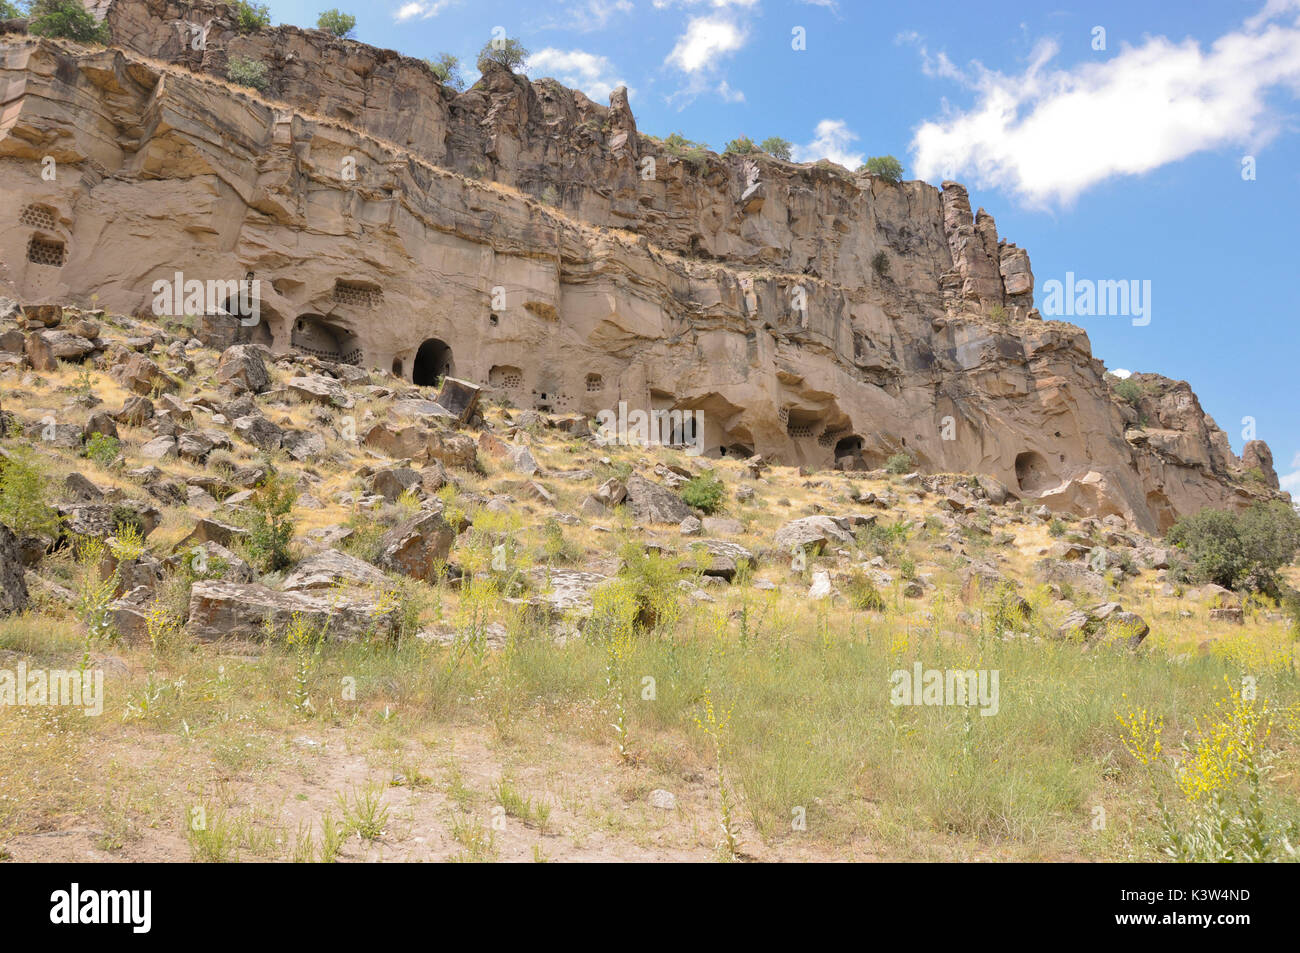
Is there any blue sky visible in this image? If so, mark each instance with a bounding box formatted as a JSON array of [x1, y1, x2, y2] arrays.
[[268, 0, 1300, 489]]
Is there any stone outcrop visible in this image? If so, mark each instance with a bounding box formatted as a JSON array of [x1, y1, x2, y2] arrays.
[[0, 7, 1285, 532], [187, 579, 397, 641], [0, 522, 29, 615]]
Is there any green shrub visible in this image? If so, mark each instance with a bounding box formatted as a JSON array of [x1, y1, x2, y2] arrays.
[[845, 570, 885, 611], [426, 52, 464, 90], [1048, 518, 1066, 538], [0, 0, 25, 19], [724, 136, 756, 155], [81, 432, 121, 469], [681, 474, 725, 514], [859, 155, 904, 183], [884, 452, 914, 475], [871, 250, 889, 277], [476, 36, 529, 73], [227, 56, 269, 92], [243, 468, 297, 572], [315, 8, 355, 37], [28, 0, 109, 42], [759, 136, 792, 161], [614, 543, 687, 632], [233, 1, 271, 33], [1112, 378, 1142, 406], [0, 449, 60, 537], [1165, 500, 1300, 593], [661, 132, 709, 168]]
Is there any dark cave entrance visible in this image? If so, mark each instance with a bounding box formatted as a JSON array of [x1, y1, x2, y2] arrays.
[[413, 338, 453, 386]]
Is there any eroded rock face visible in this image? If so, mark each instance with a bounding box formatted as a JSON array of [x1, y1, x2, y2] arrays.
[[0, 523, 29, 616], [187, 580, 397, 641], [0, 13, 1284, 531]]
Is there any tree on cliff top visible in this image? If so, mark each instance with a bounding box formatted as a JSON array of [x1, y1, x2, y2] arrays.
[[476, 35, 529, 74], [859, 155, 904, 183], [425, 52, 464, 91], [27, 0, 109, 41], [316, 8, 355, 38], [759, 137, 793, 161], [232, 1, 271, 33], [0, 0, 25, 21]]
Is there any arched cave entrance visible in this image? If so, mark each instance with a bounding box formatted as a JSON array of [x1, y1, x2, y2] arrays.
[[219, 291, 274, 347], [1014, 450, 1054, 492], [834, 435, 863, 458], [413, 338, 454, 386], [291, 314, 361, 364]]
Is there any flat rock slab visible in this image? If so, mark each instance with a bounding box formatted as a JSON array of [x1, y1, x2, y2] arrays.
[[188, 580, 397, 641]]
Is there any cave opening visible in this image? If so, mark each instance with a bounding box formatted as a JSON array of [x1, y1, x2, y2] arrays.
[[413, 338, 453, 386]]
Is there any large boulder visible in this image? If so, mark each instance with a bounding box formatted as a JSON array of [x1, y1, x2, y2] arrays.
[[0, 523, 29, 616], [1055, 602, 1149, 648], [684, 539, 755, 581], [19, 303, 62, 329], [288, 375, 352, 409], [216, 345, 270, 394], [377, 511, 456, 581], [435, 377, 481, 423], [187, 581, 398, 641], [282, 549, 389, 592], [371, 467, 421, 503], [25, 330, 96, 370], [111, 353, 176, 395], [625, 474, 693, 524], [774, 515, 853, 554], [233, 414, 284, 451]]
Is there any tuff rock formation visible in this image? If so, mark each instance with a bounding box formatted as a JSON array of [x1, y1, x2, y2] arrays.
[[0, 1, 1286, 532]]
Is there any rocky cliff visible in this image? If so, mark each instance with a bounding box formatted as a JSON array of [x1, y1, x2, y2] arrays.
[[0, 2, 1283, 532]]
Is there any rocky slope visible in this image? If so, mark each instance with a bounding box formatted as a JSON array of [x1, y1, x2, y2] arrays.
[[0, 5, 1285, 532]]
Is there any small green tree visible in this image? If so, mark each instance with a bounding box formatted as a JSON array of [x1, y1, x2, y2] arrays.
[[227, 56, 269, 92], [1166, 500, 1300, 593], [476, 35, 529, 73], [0, 0, 25, 20], [759, 136, 792, 161], [661, 132, 709, 168], [860, 155, 904, 183], [1112, 377, 1142, 406], [0, 449, 60, 537], [233, 0, 272, 33], [245, 469, 297, 572], [28, 0, 109, 42], [426, 52, 464, 90], [724, 135, 756, 155], [885, 452, 915, 475], [681, 474, 726, 514], [316, 8, 355, 38]]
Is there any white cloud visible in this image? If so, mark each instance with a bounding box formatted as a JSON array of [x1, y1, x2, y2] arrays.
[[1109, 368, 1132, 379], [910, 2, 1300, 206], [653, 0, 760, 8], [568, 0, 634, 31], [665, 15, 748, 73], [792, 119, 864, 169], [526, 48, 630, 102], [394, 0, 456, 22], [716, 80, 745, 102], [1279, 452, 1300, 494]]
